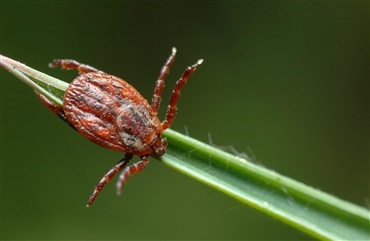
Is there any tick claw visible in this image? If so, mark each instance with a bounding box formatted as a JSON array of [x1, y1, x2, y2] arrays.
[[116, 183, 122, 196]]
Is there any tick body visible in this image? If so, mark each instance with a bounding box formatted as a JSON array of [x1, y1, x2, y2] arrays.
[[37, 48, 203, 206]]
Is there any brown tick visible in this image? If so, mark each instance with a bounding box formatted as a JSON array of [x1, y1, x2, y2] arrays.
[[36, 48, 203, 206]]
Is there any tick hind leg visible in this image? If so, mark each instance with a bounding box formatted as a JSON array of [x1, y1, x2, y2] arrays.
[[49, 59, 101, 74], [34, 91, 77, 130], [87, 154, 133, 207]]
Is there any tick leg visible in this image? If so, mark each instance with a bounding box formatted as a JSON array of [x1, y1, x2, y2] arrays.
[[116, 155, 149, 195], [49, 59, 101, 74], [161, 59, 203, 130], [87, 153, 133, 207], [151, 47, 177, 112], [35, 91, 68, 123]]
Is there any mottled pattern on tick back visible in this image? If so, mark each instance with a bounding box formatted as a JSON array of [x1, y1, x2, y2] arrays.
[[63, 72, 162, 155]]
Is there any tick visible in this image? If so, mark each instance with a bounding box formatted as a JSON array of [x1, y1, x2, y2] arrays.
[[36, 48, 203, 206]]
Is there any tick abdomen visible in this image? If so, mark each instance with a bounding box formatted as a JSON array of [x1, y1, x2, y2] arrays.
[[64, 72, 158, 153]]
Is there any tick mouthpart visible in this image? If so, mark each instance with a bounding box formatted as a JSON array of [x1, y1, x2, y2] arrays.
[[150, 136, 168, 158]]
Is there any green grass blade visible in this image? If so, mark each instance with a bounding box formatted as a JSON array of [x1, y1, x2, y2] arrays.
[[1, 55, 369, 240], [0, 55, 68, 106], [161, 129, 370, 240]]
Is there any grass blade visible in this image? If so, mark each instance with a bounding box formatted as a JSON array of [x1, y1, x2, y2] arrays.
[[161, 130, 370, 240], [0, 55, 67, 106], [1, 55, 369, 240]]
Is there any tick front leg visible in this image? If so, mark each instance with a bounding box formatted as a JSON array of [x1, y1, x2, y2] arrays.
[[116, 155, 149, 195], [161, 58, 203, 130], [87, 154, 133, 207], [49, 59, 101, 74], [151, 47, 177, 112]]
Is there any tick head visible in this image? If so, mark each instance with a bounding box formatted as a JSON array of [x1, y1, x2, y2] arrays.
[[150, 135, 168, 158]]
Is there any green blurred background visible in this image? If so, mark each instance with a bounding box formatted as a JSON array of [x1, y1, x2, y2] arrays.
[[1, 1, 368, 240]]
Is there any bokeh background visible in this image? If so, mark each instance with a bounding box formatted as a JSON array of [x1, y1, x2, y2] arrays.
[[1, 1, 368, 240]]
